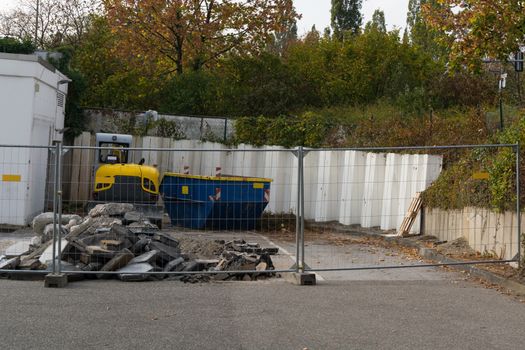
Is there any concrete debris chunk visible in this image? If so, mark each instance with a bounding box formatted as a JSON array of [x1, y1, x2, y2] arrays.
[[131, 237, 151, 255], [149, 241, 181, 262], [128, 250, 158, 265], [5, 241, 31, 258], [32, 213, 81, 236], [7, 208, 278, 283], [163, 257, 185, 272], [39, 239, 68, 264], [117, 263, 155, 281], [101, 239, 124, 251], [0, 257, 20, 270], [99, 248, 134, 276], [152, 232, 179, 247], [18, 259, 42, 270], [123, 211, 145, 224], [88, 203, 135, 218]]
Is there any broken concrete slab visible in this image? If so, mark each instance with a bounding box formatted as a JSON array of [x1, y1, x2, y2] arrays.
[[130, 237, 151, 255], [100, 239, 124, 251], [128, 250, 158, 265], [5, 241, 31, 258], [68, 217, 123, 239], [149, 241, 181, 262], [18, 259, 42, 270], [123, 211, 145, 224], [117, 263, 155, 281], [38, 239, 68, 264], [163, 257, 185, 272], [100, 248, 134, 273], [152, 232, 179, 247], [182, 261, 201, 272], [0, 257, 20, 270], [89, 203, 134, 218]]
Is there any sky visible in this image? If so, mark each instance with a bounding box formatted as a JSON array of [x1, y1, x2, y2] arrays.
[[1, 0, 410, 34], [295, 0, 409, 35]]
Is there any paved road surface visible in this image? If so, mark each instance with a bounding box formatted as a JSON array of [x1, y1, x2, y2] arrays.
[[1, 230, 525, 349]]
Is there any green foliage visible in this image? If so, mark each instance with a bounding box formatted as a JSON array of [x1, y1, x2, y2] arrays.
[[365, 9, 386, 33], [0, 37, 35, 54], [159, 70, 221, 115], [424, 114, 525, 211], [72, 15, 160, 110], [331, 0, 363, 37], [235, 112, 333, 148], [154, 119, 185, 139]]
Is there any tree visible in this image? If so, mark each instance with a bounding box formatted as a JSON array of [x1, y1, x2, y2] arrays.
[[365, 9, 386, 33], [103, 0, 298, 75], [406, 0, 446, 59], [72, 15, 161, 110], [423, 0, 525, 69], [0, 36, 35, 54], [268, 16, 298, 57], [331, 0, 363, 38], [0, 0, 100, 49]]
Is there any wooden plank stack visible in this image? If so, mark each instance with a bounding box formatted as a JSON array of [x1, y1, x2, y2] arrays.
[[397, 192, 422, 237]]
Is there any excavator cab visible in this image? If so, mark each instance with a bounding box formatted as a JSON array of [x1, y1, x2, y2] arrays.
[[91, 133, 163, 226]]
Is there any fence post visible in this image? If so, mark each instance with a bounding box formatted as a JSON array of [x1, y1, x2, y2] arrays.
[[44, 140, 68, 287], [57, 141, 63, 274], [516, 143, 521, 267], [300, 147, 305, 273], [51, 141, 60, 274], [295, 146, 304, 273]]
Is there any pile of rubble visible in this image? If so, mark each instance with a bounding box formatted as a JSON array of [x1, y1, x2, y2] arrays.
[[0, 203, 278, 283]]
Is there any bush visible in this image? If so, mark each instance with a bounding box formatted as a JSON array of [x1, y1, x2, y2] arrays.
[[0, 37, 35, 54]]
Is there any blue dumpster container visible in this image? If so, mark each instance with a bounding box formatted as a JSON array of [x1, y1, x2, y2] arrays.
[[160, 173, 272, 230]]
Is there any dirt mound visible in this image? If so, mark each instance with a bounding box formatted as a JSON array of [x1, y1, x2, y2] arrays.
[[177, 237, 224, 259]]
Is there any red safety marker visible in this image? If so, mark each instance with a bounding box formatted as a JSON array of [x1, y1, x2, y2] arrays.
[[264, 189, 270, 202]]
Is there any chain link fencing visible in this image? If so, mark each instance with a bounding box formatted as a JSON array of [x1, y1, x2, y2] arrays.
[[0, 142, 521, 280]]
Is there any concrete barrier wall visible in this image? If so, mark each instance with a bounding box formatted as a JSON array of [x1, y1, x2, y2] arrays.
[[66, 133, 443, 232], [424, 207, 521, 261]]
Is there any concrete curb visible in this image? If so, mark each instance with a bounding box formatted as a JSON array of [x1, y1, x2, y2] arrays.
[[415, 246, 525, 296], [307, 222, 525, 296]]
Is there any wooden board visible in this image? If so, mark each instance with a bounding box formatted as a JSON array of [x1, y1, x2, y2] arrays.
[[397, 192, 422, 237]]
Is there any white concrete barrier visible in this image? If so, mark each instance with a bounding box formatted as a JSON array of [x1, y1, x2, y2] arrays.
[[152, 141, 442, 233], [424, 207, 521, 261]]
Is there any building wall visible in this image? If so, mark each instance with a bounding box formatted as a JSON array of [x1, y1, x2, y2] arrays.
[[0, 53, 68, 226]]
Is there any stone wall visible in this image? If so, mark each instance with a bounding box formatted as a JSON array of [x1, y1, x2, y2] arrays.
[[82, 108, 235, 142]]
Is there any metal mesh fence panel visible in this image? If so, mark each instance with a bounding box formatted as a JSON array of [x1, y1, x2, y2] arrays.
[[300, 145, 521, 275], [1, 142, 521, 281], [57, 145, 299, 280], [0, 144, 56, 273]]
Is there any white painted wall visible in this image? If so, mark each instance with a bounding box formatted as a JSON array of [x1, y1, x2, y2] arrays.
[[129, 139, 443, 232], [0, 53, 69, 226]]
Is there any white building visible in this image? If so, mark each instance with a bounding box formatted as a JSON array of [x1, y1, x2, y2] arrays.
[[0, 52, 70, 226]]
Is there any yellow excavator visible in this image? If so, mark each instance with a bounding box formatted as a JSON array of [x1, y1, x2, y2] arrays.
[[91, 133, 163, 226]]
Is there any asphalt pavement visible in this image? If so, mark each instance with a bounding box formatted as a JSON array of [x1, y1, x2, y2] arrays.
[[2, 230, 525, 349]]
